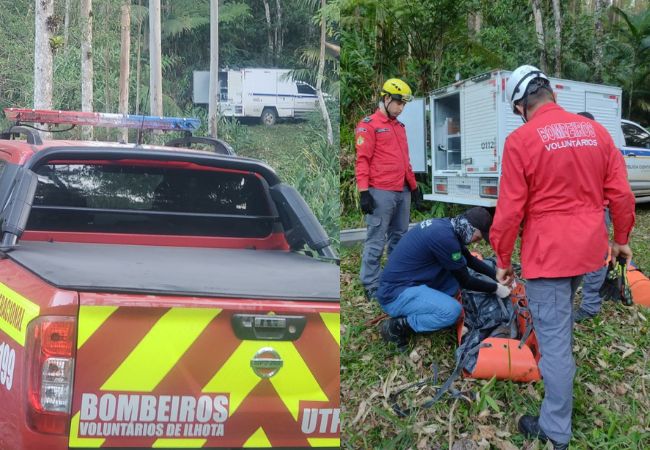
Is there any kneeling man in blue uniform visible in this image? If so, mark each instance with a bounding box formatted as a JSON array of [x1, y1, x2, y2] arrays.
[[376, 207, 511, 351]]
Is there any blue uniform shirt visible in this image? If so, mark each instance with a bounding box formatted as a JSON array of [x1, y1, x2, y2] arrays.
[[376, 218, 467, 305]]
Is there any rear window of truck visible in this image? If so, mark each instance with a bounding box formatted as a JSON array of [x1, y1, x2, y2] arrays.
[[26, 163, 277, 237]]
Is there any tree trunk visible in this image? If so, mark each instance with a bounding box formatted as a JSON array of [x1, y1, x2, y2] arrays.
[[552, 0, 561, 77], [316, 0, 332, 146], [530, 0, 548, 73], [63, 0, 70, 55], [135, 0, 143, 115], [468, 3, 482, 37], [208, 0, 219, 138], [569, 0, 579, 16], [34, 0, 54, 109], [81, 0, 94, 140], [262, 0, 273, 65], [104, 2, 111, 114], [149, 0, 163, 122], [274, 0, 283, 64], [593, 0, 605, 83], [119, 2, 131, 143]]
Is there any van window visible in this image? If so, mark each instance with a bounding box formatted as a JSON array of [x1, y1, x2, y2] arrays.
[[27, 163, 277, 237], [297, 83, 316, 95], [622, 123, 650, 149]]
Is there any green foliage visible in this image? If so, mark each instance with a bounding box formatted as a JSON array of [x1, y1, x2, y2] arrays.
[[0, 0, 328, 120], [290, 0, 340, 96], [49, 35, 65, 51], [0, 1, 36, 115], [608, 7, 650, 121], [160, 0, 252, 38], [340, 0, 650, 219]]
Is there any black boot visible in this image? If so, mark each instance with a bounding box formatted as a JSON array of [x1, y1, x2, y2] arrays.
[[518, 415, 569, 450], [380, 317, 413, 352], [574, 307, 596, 323]]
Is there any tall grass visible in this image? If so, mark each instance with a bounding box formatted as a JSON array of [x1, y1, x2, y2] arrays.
[[284, 118, 340, 249]]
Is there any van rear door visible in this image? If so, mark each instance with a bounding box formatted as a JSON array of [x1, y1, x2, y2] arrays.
[[294, 82, 319, 116]]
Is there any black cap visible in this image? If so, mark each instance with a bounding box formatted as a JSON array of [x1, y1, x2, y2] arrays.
[[577, 111, 595, 120], [462, 207, 493, 243]]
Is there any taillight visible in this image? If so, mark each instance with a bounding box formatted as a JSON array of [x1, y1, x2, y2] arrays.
[[434, 177, 448, 194], [25, 316, 76, 434], [479, 178, 498, 198]]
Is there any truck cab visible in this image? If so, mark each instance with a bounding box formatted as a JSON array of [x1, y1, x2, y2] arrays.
[[0, 109, 340, 450]]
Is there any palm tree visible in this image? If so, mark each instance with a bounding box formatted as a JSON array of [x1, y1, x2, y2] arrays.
[[293, 0, 339, 144], [316, 0, 333, 145], [612, 6, 650, 119]]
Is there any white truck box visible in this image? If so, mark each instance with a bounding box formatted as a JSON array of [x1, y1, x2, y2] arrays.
[[193, 68, 319, 125], [401, 70, 650, 206]]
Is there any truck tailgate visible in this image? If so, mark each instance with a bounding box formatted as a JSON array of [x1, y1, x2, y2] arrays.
[[69, 295, 340, 448]]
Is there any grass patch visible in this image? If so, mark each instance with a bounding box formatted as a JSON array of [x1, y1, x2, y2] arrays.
[[237, 121, 314, 178], [341, 206, 650, 449]]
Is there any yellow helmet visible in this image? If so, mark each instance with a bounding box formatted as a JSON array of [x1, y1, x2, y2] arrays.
[[380, 78, 413, 102]]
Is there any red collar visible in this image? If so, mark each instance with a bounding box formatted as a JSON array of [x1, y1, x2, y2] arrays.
[[528, 102, 562, 121], [374, 108, 396, 123]]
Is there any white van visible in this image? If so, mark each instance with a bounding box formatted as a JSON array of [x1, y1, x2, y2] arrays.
[[193, 68, 319, 125], [401, 70, 650, 205], [621, 119, 650, 198]]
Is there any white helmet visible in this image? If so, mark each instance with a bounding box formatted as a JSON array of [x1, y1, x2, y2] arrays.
[[505, 65, 550, 113]]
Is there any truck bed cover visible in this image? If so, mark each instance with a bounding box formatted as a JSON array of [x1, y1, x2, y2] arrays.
[[8, 241, 339, 301]]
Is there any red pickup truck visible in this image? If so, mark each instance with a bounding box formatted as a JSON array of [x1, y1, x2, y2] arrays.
[[0, 110, 340, 450]]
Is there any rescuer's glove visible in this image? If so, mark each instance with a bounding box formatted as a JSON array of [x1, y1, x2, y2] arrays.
[[600, 257, 633, 306], [495, 283, 512, 299], [411, 187, 427, 211], [360, 190, 375, 215]]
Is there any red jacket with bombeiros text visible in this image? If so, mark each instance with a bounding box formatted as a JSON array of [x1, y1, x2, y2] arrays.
[[355, 109, 417, 192], [490, 103, 635, 279]]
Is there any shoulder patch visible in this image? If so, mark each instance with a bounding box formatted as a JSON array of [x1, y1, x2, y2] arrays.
[[451, 251, 462, 261], [362, 117, 372, 123], [356, 136, 365, 146], [376, 128, 390, 133]]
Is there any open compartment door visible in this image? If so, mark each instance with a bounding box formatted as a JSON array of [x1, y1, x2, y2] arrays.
[[399, 98, 427, 173]]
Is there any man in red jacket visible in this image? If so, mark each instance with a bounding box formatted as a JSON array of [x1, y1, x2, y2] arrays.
[[355, 78, 422, 301], [490, 65, 635, 449]]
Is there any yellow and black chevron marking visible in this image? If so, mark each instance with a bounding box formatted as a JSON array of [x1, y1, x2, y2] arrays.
[[70, 306, 340, 448]]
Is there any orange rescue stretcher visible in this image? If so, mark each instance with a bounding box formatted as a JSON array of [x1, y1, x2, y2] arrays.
[[455, 260, 650, 384], [455, 282, 541, 382], [628, 265, 650, 307]]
